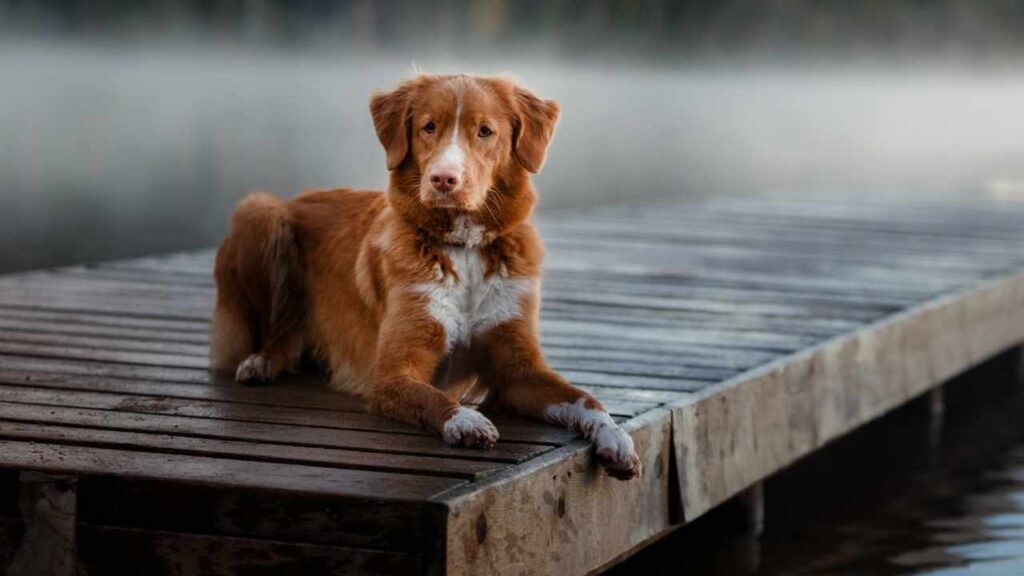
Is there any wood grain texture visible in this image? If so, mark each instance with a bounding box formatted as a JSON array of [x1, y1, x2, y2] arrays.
[[77, 524, 421, 576], [5, 197, 1024, 574], [433, 409, 672, 576], [672, 272, 1024, 521]]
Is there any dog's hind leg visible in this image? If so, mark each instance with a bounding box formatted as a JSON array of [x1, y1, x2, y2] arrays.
[[210, 293, 256, 373], [212, 192, 307, 384]]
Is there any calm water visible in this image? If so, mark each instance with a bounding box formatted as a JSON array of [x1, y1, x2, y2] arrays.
[[4, 40, 1024, 273], [610, 353, 1024, 575]]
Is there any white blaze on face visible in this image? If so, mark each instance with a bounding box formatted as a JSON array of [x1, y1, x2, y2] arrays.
[[433, 99, 465, 182]]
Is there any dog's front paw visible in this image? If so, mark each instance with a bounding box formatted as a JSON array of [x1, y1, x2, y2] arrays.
[[595, 425, 643, 480], [235, 354, 277, 385], [443, 407, 499, 449]]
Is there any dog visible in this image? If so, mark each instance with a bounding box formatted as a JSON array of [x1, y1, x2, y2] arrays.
[[210, 74, 641, 480]]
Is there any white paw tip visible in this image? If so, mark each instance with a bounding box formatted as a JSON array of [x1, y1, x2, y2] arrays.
[[235, 354, 273, 384], [443, 407, 499, 449], [595, 425, 643, 480]]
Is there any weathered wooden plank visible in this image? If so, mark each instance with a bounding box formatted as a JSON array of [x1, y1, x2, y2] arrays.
[[671, 271, 1024, 522], [559, 370, 706, 392], [0, 305, 207, 333], [0, 385, 576, 445], [74, 257, 951, 311], [0, 296, 816, 369], [75, 475, 437, 551], [0, 317, 207, 345], [0, 421, 503, 480], [551, 266, 940, 303], [0, 341, 707, 393], [77, 524, 421, 576], [541, 216, 1024, 260], [0, 340, 210, 368], [0, 440, 464, 500], [0, 278, 892, 331], [3, 277, 871, 341], [542, 303, 858, 338], [6, 259, 950, 317], [433, 409, 672, 576], [545, 246, 979, 292], [0, 367, 652, 422], [702, 197, 1024, 229], [0, 330, 732, 384], [55, 264, 215, 287], [0, 273, 215, 297], [0, 329, 209, 357], [0, 359, 365, 409], [2, 264, 913, 317], [0, 295, 208, 321], [544, 276, 915, 311], [9, 267, 924, 311], [541, 335, 778, 369], [545, 235, 1003, 275], [623, 199, 1024, 236], [0, 403, 550, 463], [0, 313, 781, 375], [546, 210, 1024, 250]]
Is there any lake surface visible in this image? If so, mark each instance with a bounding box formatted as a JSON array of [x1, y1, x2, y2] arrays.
[[3, 40, 1024, 272]]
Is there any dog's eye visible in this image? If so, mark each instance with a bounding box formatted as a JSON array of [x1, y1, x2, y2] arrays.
[[478, 125, 493, 138], [423, 121, 436, 134]]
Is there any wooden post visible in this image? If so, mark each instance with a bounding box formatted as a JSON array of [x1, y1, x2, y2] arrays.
[[735, 482, 764, 538], [926, 386, 945, 466], [6, 472, 76, 576]]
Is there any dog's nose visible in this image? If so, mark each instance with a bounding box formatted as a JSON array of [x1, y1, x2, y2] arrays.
[[429, 170, 460, 193]]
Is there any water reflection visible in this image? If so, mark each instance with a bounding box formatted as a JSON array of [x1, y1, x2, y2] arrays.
[[609, 351, 1024, 575]]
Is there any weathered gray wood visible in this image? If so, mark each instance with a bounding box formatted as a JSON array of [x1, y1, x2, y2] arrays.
[[77, 524, 421, 576], [433, 409, 672, 576], [672, 271, 1024, 521], [0, 402, 550, 463], [0, 421, 504, 480], [542, 216, 1024, 260], [0, 385, 575, 445], [0, 305, 207, 333], [1, 440, 465, 500], [6, 196, 1024, 575], [75, 476, 438, 551]]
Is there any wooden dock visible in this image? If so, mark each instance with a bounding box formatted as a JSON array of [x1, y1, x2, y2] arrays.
[[2, 197, 1024, 575]]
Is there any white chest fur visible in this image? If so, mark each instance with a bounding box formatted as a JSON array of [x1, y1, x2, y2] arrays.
[[414, 246, 536, 351]]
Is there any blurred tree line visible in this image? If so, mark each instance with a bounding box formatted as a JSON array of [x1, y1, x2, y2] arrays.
[[3, 0, 1024, 61]]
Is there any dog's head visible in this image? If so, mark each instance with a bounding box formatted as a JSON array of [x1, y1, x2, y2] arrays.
[[370, 74, 559, 218]]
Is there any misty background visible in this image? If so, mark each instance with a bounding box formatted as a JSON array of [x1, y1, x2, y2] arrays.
[[3, 1, 1024, 272]]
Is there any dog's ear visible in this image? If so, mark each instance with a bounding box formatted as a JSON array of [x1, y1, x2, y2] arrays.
[[370, 82, 414, 171], [512, 86, 560, 174]]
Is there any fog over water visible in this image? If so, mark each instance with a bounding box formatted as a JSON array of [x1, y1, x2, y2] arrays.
[[3, 39, 1024, 272]]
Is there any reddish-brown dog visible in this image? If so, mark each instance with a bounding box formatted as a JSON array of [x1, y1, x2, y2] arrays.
[[211, 74, 641, 479]]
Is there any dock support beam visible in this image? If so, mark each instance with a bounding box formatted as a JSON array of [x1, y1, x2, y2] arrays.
[[6, 472, 77, 576], [735, 482, 764, 537], [926, 386, 945, 465]]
